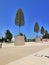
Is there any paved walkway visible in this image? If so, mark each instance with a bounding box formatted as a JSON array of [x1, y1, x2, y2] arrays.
[[6, 48, 49, 65]]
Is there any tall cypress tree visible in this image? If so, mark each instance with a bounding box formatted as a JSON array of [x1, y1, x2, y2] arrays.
[[41, 26, 45, 36], [34, 22, 39, 37], [15, 8, 25, 35]]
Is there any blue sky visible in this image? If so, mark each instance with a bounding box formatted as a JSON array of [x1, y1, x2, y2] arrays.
[[0, 0, 49, 38]]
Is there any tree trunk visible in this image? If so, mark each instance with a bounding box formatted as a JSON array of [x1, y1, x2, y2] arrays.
[[36, 32, 38, 38], [19, 26, 20, 35]]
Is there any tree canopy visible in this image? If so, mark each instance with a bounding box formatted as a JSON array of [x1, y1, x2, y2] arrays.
[[15, 8, 25, 34], [5, 30, 13, 42], [41, 26, 45, 35], [45, 30, 48, 35], [34, 22, 39, 38], [34, 22, 39, 33], [15, 8, 24, 26]]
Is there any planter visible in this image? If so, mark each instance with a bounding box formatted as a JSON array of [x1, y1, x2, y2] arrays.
[[35, 38, 41, 42], [14, 36, 25, 46]]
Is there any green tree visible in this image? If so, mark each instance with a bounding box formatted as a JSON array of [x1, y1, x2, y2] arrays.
[[43, 30, 48, 39], [43, 34, 49, 39], [5, 30, 13, 42], [15, 8, 25, 35], [45, 30, 48, 35], [34, 22, 39, 37], [41, 26, 45, 37], [19, 33, 23, 36], [24, 35, 27, 42]]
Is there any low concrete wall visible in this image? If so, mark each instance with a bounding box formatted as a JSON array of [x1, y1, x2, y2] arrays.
[[14, 36, 25, 46], [42, 39, 49, 42], [35, 38, 49, 42]]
